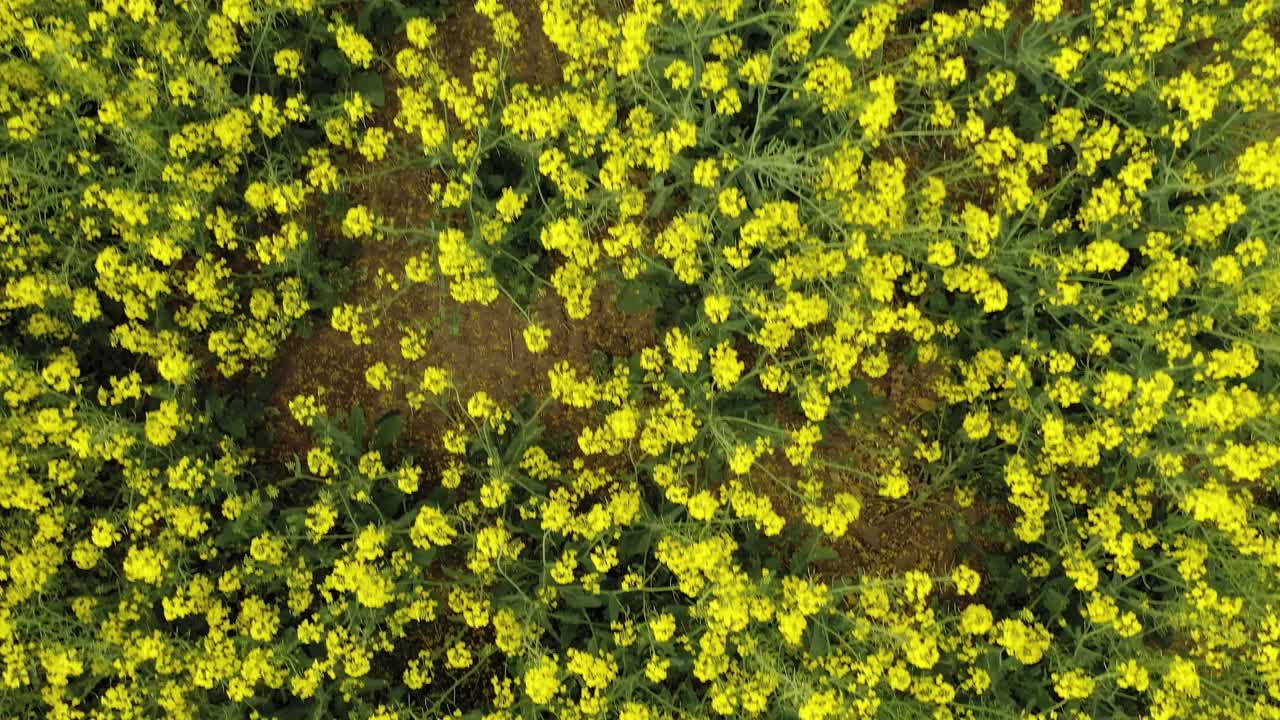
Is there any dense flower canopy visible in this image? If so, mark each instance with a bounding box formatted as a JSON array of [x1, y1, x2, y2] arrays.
[[2, 0, 1280, 719]]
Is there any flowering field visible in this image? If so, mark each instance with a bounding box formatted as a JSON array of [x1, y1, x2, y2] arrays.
[[3, 0, 1280, 717]]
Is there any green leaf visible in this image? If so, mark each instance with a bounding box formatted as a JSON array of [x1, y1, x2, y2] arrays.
[[557, 618, 582, 646], [616, 279, 661, 313], [214, 524, 242, 548], [808, 622, 830, 657], [789, 532, 838, 573], [219, 410, 247, 439], [206, 395, 227, 417], [353, 72, 386, 106], [810, 545, 839, 563], [281, 508, 308, 535], [273, 701, 312, 720], [619, 527, 652, 559], [411, 548, 440, 567], [317, 48, 346, 75], [349, 406, 367, 444], [703, 451, 725, 487], [331, 428, 358, 459], [562, 587, 605, 609], [1041, 586, 1070, 616], [371, 411, 404, 451]]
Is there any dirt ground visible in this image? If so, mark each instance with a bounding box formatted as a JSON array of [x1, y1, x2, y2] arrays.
[[266, 237, 654, 470], [436, 0, 563, 87], [736, 359, 978, 580], [266, 0, 659, 470]]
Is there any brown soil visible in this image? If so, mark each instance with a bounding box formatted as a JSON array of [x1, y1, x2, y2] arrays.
[[742, 449, 969, 581], [437, 0, 563, 87], [817, 491, 973, 578], [266, 231, 655, 470], [829, 358, 974, 578], [733, 357, 972, 580], [264, 0, 639, 471]]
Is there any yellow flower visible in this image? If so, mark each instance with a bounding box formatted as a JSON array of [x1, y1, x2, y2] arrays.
[[332, 21, 375, 67], [1236, 137, 1280, 190], [206, 14, 240, 64], [994, 618, 1052, 664], [858, 74, 897, 141], [693, 158, 721, 188], [1084, 238, 1129, 272], [411, 505, 457, 549], [717, 187, 747, 218], [1033, 0, 1062, 20], [342, 205, 376, 238], [1167, 657, 1201, 698], [665, 59, 693, 90], [523, 323, 551, 353], [804, 57, 852, 113], [963, 406, 992, 439], [644, 655, 670, 682], [406, 17, 437, 48], [709, 341, 744, 390], [496, 187, 528, 222], [962, 206, 999, 261], [359, 127, 390, 161], [123, 545, 166, 585], [848, 3, 896, 59], [704, 294, 731, 323], [687, 491, 720, 520], [273, 48, 304, 78], [364, 361, 392, 391], [866, 458, 906, 496], [664, 327, 702, 374], [144, 400, 185, 446], [1052, 669, 1096, 701], [951, 565, 981, 595], [739, 52, 771, 85], [1116, 659, 1150, 692], [446, 641, 473, 669], [960, 604, 993, 635], [649, 613, 676, 642], [90, 519, 119, 549], [798, 690, 839, 720], [524, 657, 561, 704]]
